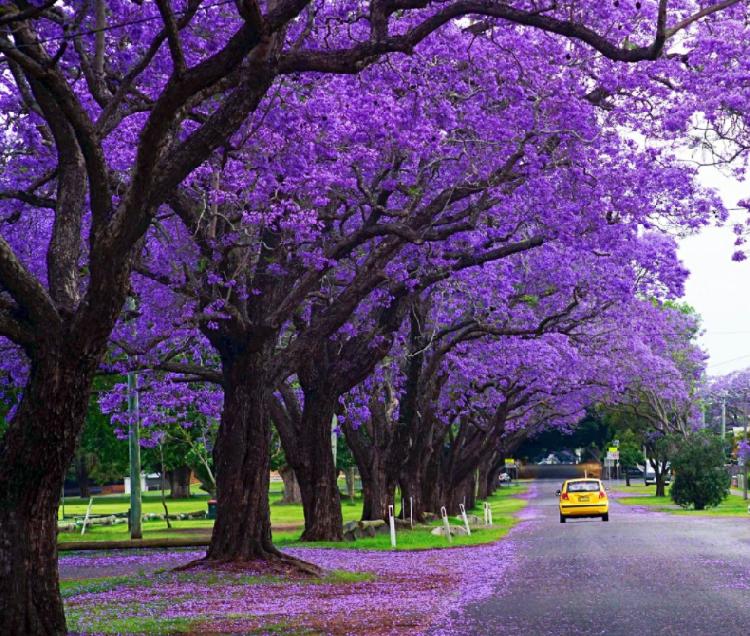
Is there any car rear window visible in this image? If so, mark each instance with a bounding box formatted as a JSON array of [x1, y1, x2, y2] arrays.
[[566, 481, 600, 492]]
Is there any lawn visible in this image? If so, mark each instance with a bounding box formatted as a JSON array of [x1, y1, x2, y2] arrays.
[[58, 483, 528, 549], [275, 483, 529, 551], [612, 484, 750, 516], [58, 492, 365, 544], [59, 486, 528, 634]]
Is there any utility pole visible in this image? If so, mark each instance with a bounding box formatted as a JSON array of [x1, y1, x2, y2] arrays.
[[721, 398, 727, 456], [127, 298, 142, 540], [331, 414, 338, 469], [744, 411, 748, 501]]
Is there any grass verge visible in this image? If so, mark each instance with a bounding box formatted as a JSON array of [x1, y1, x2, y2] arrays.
[[613, 484, 750, 516]]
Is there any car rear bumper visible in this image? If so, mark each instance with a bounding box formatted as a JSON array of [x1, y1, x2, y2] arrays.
[[560, 504, 608, 517]]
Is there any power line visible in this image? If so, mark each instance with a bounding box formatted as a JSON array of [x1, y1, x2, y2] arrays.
[[707, 353, 750, 369]]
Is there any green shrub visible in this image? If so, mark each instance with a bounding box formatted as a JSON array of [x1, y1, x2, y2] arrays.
[[670, 431, 730, 511]]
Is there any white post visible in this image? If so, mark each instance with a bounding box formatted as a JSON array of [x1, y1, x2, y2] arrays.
[[440, 506, 452, 544], [81, 497, 94, 536], [459, 503, 471, 536], [484, 502, 493, 526], [388, 504, 397, 549], [409, 497, 413, 529]]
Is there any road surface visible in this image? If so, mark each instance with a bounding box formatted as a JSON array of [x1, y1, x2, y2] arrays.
[[457, 480, 750, 635]]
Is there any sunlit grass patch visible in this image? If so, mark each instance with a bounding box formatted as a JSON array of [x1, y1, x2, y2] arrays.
[[614, 488, 749, 516], [274, 484, 529, 550]]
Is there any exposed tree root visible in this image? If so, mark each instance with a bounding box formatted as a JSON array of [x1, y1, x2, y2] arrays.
[[173, 549, 322, 577]]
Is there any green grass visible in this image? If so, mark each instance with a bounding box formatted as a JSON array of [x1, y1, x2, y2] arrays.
[[275, 484, 529, 551], [59, 491, 211, 518], [67, 612, 199, 634], [58, 491, 364, 543], [613, 484, 750, 516], [58, 484, 527, 546]]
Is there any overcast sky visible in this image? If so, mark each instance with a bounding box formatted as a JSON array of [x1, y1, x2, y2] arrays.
[[679, 166, 750, 377]]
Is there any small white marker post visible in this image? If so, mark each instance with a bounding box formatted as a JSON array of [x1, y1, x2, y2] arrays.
[[388, 504, 397, 549], [484, 502, 493, 526], [80, 497, 94, 536], [440, 506, 452, 544], [409, 497, 413, 529], [459, 503, 472, 536]]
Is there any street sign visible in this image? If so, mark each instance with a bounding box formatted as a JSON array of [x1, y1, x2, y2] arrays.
[[606, 450, 619, 461], [608, 446, 618, 454], [611, 440, 620, 448], [505, 458, 516, 467]]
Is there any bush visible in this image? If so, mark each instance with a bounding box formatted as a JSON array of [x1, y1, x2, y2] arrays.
[[670, 431, 730, 511]]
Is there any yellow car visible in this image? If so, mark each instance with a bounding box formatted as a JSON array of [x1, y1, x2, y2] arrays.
[[557, 478, 609, 523]]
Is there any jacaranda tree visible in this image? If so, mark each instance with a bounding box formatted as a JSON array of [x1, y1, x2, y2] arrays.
[[0, 1, 742, 633]]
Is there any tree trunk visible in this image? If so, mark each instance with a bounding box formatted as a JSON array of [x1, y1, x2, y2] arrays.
[[344, 425, 396, 522], [401, 456, 431, 520], [477, 457, 493, 501], [360, 466, 395, 521], [168, 465, 192, 499], [0, 355, 97, 635], [75, 453, 90, 499], [278, 465, 302, 505], [206, 351, 277, 561], [293, 393, 343, 541], [345, 467, 356, 503], [655, 472, 666, 497]]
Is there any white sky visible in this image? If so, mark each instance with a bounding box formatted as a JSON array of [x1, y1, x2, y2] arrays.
[[679, 166, 750, 377]]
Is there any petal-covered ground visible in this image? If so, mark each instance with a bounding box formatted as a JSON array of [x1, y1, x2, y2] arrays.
[[61, 487, 535, 635]]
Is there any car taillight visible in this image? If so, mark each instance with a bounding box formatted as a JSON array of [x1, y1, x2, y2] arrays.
[[599, 491, 606, 500], [561, 492, 569, 500]]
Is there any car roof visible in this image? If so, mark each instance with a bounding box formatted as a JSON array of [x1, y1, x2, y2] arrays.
[[564, 478, 601, 483]]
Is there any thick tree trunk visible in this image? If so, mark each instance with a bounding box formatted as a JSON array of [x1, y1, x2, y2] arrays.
[[0, 355, 97, 636], [443, 473, 476, 515], [655, 473, 666, 498], [361, 465, 396, 521], [401, 456, 431, 521], [75, 453, 90, 499], [344, 467, 356, 503], [293, 393, 343, 541], [278, 465, 302, 505], [168, 465, 192, 499], [344, 424, 396, 522], [477, 457, 493, 501], [206, 352, 277, 561]]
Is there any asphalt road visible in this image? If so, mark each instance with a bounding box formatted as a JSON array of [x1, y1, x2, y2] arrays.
[[459, 480, 750, 635]]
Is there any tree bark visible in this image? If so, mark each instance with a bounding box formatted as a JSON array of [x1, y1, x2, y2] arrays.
[[278, 465, 302, 505], [344, 467, 356, 503], [206, 351, 277, 561], [292, 392, 343, 541], [75, 453, 90, 499], [360, 463, 396, 521], [168, 465, 192, 499], [0, 354, 97, 636], [477, 456, 493, 501], [344, 422, 396, 522]]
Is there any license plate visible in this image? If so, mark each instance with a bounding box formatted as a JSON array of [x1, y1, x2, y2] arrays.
[[579, 496, 589, 502]]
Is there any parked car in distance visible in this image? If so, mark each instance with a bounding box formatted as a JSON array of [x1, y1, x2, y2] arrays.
[[639, 461, 671, 486], [556, 478, 609, 523]]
